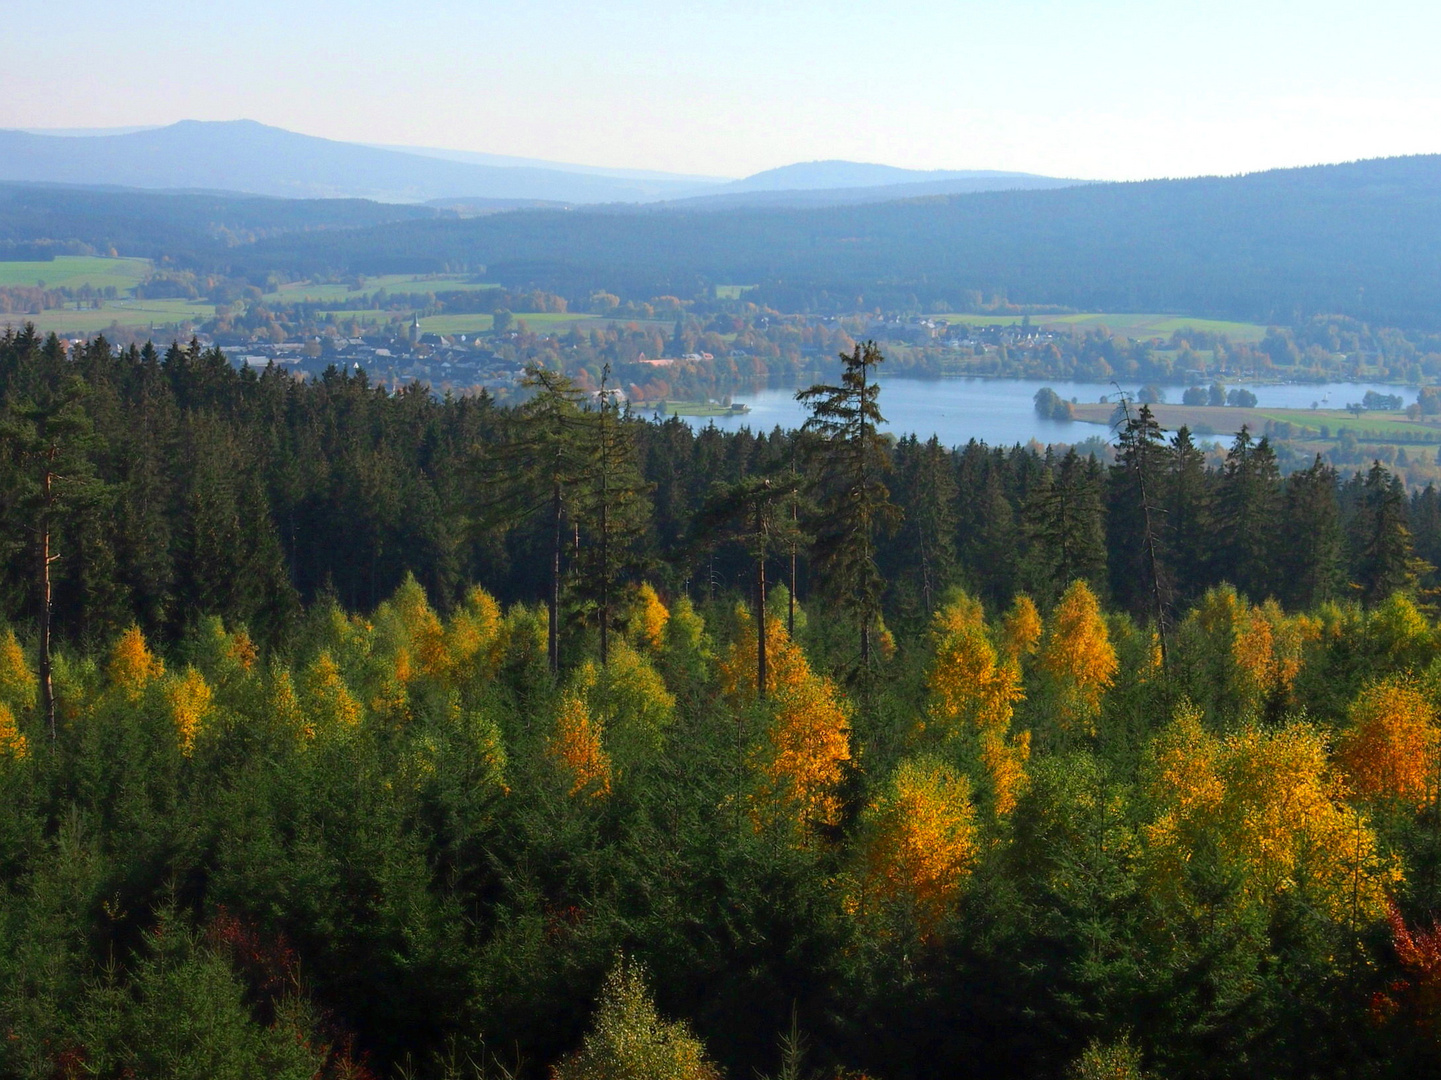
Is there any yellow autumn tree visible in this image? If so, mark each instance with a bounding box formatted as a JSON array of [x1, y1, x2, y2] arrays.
[[267, 665, 312, 741], [856, 756, 979, 933], [443, 585, 504, 686], [1142, 703, 1399, 925], [1037, 580, 1117, 735], [301, 650, 362, 730], [552, 959, 720, 1080], [548, 687, 612, 798], [720, 609, 851, 832], [166, 666, 214, 757], [1000, 594, 1042, 660], [374, 574, 446, 684], [0, 703, 29, 760], [0, 628, 36, 712], [1336, 679, 1439, 808], [632, 583, 670, 652], [924, 593, 1029, 814], [107, 626, 164, 702]]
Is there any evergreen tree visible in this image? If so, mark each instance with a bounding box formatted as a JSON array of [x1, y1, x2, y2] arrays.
[[889, 435, 959, 617], [1351, 461, 1423, 605], [1279, 455, 1344, 610], [1215, 427, 1282, 601], [1024, 447, 1106, 604], [797, 341, 901, 664], [478, 365, 590, 671], [0, 367, 100, 734], [574, 365, 651, 666], [1107, 403, 1170, 646], [1164, 426, 1215, 606]]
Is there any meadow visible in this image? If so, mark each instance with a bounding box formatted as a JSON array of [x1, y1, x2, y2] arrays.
[[262, 275, 501, 304], [0, 298, 216, 336], [0, 255, 151, 291], [930, 311, 1272, 342]]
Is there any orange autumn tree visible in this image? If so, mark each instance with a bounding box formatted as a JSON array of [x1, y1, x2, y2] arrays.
[[107, 625, 164, 702], [548, 686, 612, 799], [1000, 594, 1042, 661], [1142, 703, 1399, 926], [1037, 580, 1117, 735], [719, 607, 851, 833], [855, 756, 979, 933], [1336, 678, 1439, 809], [924, 592, 1030, 815]]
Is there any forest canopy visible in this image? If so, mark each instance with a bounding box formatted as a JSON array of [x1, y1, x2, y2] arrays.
[[5, 328, 1441, 1078]]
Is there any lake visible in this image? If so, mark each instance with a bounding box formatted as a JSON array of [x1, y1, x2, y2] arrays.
[[652, 377, 1418, 448]]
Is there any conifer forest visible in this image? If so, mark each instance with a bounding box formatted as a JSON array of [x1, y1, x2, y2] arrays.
[[9, 325, 1441, 1080]]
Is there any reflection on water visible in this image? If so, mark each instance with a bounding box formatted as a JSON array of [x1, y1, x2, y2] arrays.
[[647, 377, 1417, 449]]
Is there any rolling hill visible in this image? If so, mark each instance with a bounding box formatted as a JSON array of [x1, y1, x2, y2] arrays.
[[217, 154, 1441, 329]]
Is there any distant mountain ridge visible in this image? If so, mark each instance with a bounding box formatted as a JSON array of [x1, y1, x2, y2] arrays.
[[727, 160, 1056, 191], [0, 121, 720, 204], [0, 120, 1076, 208]]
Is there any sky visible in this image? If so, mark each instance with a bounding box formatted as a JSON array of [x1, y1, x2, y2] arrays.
[[5, 0, 1441, 182]]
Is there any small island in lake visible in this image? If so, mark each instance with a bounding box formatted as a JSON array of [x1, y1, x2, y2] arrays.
[[650, 400, 751, 417]]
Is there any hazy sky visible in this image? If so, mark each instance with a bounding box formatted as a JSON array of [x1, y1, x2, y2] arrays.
[[5, 0, 1440, 181]]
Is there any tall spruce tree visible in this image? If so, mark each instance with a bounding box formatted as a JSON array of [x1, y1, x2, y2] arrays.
[[477, 365, 590, 672], [1107, 402, 1170, 651], [0, 373, 99, 735], [575, 365, 651, 666], [1351, 461, 1423, 605], [1216, 427, 1283, 601], [890, 434, 959, 617], [1279, 455, 1344, 610], [1164, 426, 1215, 606], [797, 341, 901, 664], [1025, 446, 1106, 604]]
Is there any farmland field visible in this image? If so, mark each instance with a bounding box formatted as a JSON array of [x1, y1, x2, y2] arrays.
[[929, 312, 1272, 342], [715, 284, 758, 300], [0, 255, 151, 291], [0, 299, 215, 336], [263, 276, 500, 304]]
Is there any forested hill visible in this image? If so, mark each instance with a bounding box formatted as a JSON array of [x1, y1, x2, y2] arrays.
[[224, 154, 1441, 328], [0, 182, 442, 261]]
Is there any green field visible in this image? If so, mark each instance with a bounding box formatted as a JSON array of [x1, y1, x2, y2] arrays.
[[0, 299, 216, 336], [929, 312, 1271, 343], [0, 255, 151, 291], [648, 400, 750, 417], [264, 276, 500, 304], [313, 310, 403, 326], [1068, 401, 1439, 441], [715, 284, 758, 300]]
